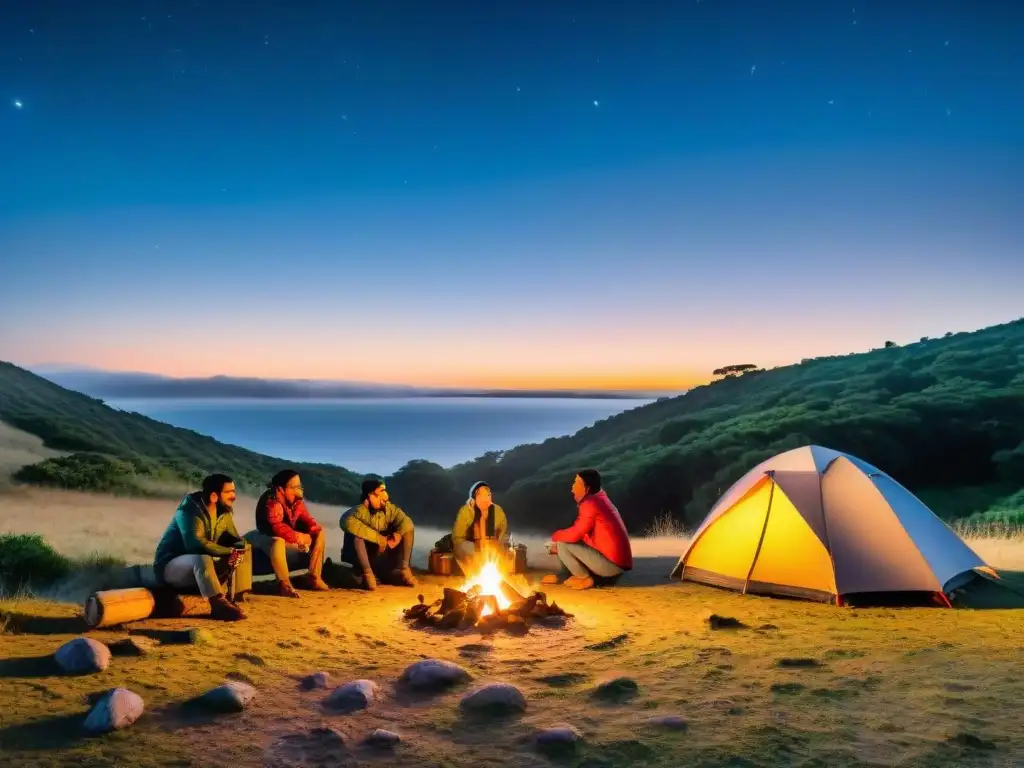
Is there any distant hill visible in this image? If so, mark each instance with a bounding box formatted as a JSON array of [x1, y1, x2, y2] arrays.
[[0, 362, 362, 504], [383, 319, 1024, 533], [32, 367, 668, 400]]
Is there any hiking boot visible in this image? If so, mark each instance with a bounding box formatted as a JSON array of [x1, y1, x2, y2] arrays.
[[210, 594, 246, 621], [276, 581, 301, 599], [302, 574, 331, 592], [569, 576, 595, 591], [362, 569, 378, 591], [540, 574, 561, 585], [232, 590, 250, 604], [393, 567, 417, 587]]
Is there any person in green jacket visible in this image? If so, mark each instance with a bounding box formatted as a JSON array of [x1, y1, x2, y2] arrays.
[[339, 478, 417, 590], [153, 473, 252, 621], [452, 481, 509, 572]]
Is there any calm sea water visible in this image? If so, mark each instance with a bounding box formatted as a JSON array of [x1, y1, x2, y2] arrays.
[[108, 397, 652, 475]]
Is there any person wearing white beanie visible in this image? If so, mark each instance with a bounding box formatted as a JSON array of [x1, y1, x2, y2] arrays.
[[452, 481, 510, 572]]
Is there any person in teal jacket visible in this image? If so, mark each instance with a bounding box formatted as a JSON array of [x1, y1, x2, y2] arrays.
[[452, 481, 509, 571], [153, 473, 251, 621], [339, 478, 416, 590]]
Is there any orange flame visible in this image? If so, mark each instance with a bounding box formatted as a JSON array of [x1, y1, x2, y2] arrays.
[[459, 551, 515, 617]]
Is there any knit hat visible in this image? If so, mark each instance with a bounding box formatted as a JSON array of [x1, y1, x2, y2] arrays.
[[361, 478, 385, 500], [468, 481, 490, 502]]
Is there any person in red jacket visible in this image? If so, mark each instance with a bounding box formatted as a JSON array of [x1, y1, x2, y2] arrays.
[[541, 468, 633, 590], [245, 469, 329, 597]]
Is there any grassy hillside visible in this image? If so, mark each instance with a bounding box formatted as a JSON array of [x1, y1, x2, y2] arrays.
[[386, 318, 1024, 533], [0, 362, 362, 505]]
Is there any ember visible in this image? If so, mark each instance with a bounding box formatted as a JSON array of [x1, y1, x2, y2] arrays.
[[403, 552, 572, 634]]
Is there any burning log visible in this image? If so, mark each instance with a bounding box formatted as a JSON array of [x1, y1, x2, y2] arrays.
[[403, 584, 573, 636]]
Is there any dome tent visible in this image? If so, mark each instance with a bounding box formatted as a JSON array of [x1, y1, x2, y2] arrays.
[[669, 445, 993, 606]]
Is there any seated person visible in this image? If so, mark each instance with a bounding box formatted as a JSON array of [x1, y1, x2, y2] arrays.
[[339, 478, 417, 590], [245, 468, 329, 598], [452, 481, 509, 572], [153, 473, 252, 621], [542, 468, 633, 590]]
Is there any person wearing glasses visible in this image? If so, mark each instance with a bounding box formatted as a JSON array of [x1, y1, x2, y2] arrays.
[[246, 469, 329, 597], [339, 478, 417, 590]]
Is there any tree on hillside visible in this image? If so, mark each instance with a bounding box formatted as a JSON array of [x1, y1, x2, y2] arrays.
[[712, 363, 759, 378], [884, 340, 897, 348], [385, 459, 464, 528]]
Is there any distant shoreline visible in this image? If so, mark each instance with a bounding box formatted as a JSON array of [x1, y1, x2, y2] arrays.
[[104, 392, 668, 402]]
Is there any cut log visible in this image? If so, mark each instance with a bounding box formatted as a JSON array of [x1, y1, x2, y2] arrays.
[[499, 580, 526, 604], [84, 588, 156, 629], [441, 588, 468, 613]]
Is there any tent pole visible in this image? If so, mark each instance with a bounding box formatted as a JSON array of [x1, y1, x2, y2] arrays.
[[743, 476, 775, 595]]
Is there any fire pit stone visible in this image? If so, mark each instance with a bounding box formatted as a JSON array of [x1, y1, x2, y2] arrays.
[[459, 682, 527, 715], [325, 679, 379, 711], [399, 659, 472, 691]]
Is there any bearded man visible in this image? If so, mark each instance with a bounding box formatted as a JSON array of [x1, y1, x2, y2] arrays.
[[154, 473, 251, 621]]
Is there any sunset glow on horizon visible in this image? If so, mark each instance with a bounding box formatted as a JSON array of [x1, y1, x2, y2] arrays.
[[1, 3, 1021, 389]]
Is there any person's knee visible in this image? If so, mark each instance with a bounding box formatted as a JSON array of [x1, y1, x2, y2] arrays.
[[269, 536, 286, 554]]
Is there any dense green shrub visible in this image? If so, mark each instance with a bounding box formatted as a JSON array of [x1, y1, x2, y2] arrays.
[[0, 533, 71, 591], [13, 452, 151, 495]]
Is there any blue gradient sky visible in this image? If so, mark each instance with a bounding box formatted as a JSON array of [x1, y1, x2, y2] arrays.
[[1, 1, 1021, 389]]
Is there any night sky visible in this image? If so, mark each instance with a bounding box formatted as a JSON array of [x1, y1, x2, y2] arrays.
[[1, 1, 1022, 390]]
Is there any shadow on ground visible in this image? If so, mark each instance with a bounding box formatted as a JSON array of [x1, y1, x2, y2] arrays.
[[0, 611, 88, 636], [0, 713, 86, 751], [0, 655, 60, 678]]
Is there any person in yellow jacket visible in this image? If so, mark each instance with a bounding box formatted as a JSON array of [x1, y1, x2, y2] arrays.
[[452, 481, 509, 572]]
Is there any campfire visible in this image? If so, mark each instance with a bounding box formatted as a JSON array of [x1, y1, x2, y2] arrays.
[[404, 552, 572, 634]]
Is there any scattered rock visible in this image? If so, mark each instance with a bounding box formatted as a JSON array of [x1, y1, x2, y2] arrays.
[[196, 681, 257, 713], [55, 637, 111, 674], [944, 682, 975, 692], [83, 687, 144, 734], [777, 657, 822, 668], [325, 679, 379, 712], [537, 724, 582, 747], [108, 637, 157, 657], [537, 672, 589, 687], [316, 627, 331, 636], [234, 652, 266, 667], [585, 633, 629, 651], [367, 728, 400, 747], [593, 677, 639, 703], [459, 683, 527, 715], [457, 643, 493, 656], [156, 627, 212, 645], [770, 682, 805, 695], [757, 623, 779, 631], [399, 659, 471, 691], [949, 732, 995, 750], [301, 671, 331, 690], [706, 614, 746, 630], [646, 715, 687, 730]]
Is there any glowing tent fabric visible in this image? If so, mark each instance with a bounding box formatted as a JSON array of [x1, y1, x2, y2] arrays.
[[669, 445, 991, 605]]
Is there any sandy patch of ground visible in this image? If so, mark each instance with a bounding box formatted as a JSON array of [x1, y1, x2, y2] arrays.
[[0, 422, 66, 481]]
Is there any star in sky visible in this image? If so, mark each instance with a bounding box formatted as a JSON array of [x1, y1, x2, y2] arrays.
[[12, 99, 23, 109], [593, 99, 600, 107], [750, 64, 756, 75]]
